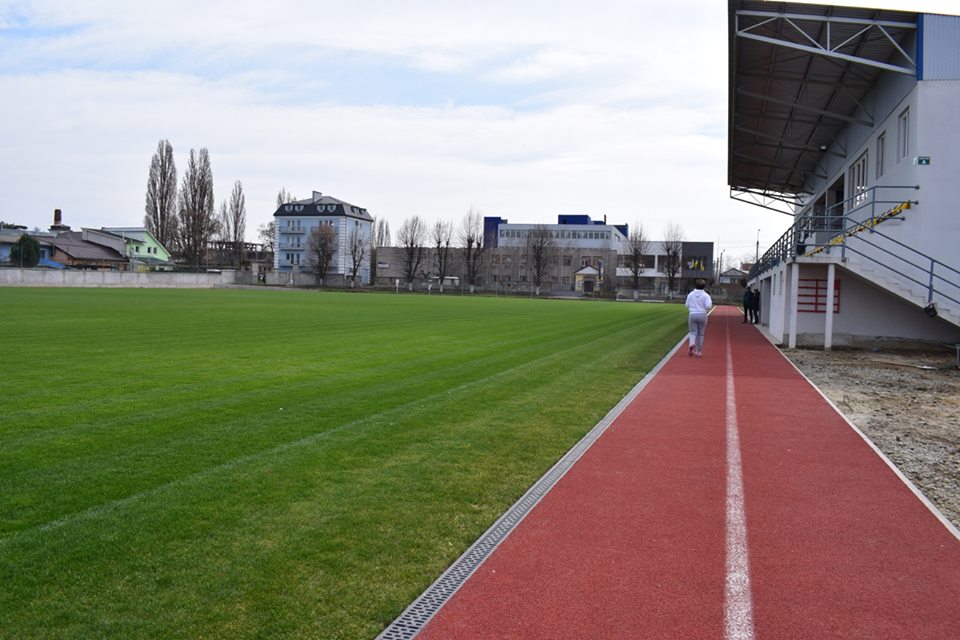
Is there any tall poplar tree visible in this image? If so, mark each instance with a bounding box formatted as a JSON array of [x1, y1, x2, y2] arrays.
[[175, 148, 217, 269], [144, 139, 178, 248]]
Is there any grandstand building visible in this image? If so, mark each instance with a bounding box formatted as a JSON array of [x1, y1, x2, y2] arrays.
[[730, 0, 960, 347]]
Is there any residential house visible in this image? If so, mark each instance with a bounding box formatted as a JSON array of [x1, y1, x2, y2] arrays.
[[101, 227, 173, 268], [51, 231, 126, 270]]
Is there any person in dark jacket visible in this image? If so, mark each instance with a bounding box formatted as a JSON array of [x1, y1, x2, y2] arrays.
[[750, 287, 761, 324], [742, 286, 753, 323]]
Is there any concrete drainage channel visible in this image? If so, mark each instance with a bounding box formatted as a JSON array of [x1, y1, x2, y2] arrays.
[[377, 339, 684, 639]]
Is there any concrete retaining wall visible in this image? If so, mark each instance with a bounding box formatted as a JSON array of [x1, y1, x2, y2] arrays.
[[0, 268, 244, 288]]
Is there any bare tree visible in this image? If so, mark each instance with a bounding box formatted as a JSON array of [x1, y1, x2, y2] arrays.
[[276, 188, 297, 208], [397, 216, 426, 291], [258, 221, 276, 252], [307, 224, 338, 286], [215, 199, 231, 264], [374, 217, 391, 248], [459, 207, 486, 294], [662, 222, 685, 298], [347, 224, 367, 288], [627, 223, 650, 300], [432, 219, 454, 293], [175, 148, 217, 269], [228, 180, 247, 267], [527, 224, 555, 296], [144, 139, 178, 249], [370, 216, 391, 284], [218, 199, 231, 244]]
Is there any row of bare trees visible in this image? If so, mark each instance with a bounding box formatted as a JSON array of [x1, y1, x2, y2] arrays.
[[387, 211, 688, 296], [623, 222, 685, 298], [144, 140, 248, 268], [393, 208, 487, 293]]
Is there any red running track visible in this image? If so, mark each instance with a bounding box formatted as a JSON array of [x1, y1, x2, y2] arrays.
[[416, 306, 960, 639]]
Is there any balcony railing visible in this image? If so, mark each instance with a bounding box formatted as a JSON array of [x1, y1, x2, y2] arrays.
[[750, 185, 960, 311]]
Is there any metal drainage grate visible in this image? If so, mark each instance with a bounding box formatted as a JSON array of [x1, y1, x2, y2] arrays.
[[377, 340, 684, 640]]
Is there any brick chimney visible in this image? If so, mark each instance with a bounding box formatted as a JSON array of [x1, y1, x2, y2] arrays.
[[50, 208, 71, 233]]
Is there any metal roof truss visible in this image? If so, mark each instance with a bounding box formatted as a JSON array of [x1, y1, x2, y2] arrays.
[[728, 1, 919, 213], [736, 10, 916, 75]]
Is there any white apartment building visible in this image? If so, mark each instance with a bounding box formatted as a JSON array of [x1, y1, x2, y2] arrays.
[[273, 191, 373, 284]]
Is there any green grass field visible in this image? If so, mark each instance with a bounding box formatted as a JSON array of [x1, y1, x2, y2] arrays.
[[0, 288, 686, 639]]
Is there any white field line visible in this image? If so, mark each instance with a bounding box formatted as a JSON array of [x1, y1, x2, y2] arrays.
[[725, 325, 756, 640]]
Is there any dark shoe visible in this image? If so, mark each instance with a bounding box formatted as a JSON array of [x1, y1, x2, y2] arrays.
[[688, 345, 694, 357]]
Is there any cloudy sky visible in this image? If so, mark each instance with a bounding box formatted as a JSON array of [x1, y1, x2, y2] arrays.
[[1, 0, 954, 263]]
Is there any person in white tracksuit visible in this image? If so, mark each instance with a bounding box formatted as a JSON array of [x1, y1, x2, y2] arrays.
[[685, 279, 712, 357]]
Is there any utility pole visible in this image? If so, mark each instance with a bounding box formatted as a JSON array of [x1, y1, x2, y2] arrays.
[[755, 229, 761, 264]]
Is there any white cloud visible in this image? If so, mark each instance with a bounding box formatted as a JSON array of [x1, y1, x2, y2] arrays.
[[17, 0, 952, 258], [0, 63, 761, 253]]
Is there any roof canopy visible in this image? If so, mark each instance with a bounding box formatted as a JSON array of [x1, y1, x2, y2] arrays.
[[727, 0, 918, 215]]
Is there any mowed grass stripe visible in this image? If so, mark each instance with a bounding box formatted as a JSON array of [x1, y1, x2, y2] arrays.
[[3, 306, 655, 541], [0, 288, 685, 639], [1, 292, 660, 533]]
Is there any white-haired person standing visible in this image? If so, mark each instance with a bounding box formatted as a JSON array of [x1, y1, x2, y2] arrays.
[[685, 279, 712, 357]]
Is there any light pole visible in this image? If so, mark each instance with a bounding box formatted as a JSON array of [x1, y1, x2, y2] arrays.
[[755, 229, 761, 264]]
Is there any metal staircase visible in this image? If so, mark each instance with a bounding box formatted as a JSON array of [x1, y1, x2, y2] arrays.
[[750, 186, 960, 329]]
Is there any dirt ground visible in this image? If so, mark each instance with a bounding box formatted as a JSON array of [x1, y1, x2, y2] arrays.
[[784, 346, 960, 531]]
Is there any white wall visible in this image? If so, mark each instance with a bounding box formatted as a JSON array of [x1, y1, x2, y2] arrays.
[[760, 260, 959, 347], [0, 269, 239, 288]]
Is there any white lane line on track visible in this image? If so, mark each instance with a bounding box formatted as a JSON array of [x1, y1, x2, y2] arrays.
[[725, 324, 756, 640]]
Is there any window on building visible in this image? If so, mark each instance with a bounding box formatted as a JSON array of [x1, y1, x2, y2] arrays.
[[876, 132, 886, 179], [562, 255, 572, 266], [848, 151, 869, 206], [897, 107, 910, 161], [686, 256, 707, 271]]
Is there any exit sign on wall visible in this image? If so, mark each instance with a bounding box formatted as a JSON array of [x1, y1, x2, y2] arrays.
[[915, 156, 931, 166]]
